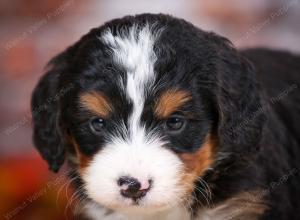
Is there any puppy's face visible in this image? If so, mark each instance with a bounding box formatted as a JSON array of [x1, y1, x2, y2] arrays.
[[67, 25, 216, 213], [32, 14, 264, 215]]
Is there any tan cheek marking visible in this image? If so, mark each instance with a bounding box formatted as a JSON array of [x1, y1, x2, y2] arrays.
[[154, 89, 191, 118], [179, 135, 217, 194], [80, 91, 112, 117], [70, 137, 93, 173]]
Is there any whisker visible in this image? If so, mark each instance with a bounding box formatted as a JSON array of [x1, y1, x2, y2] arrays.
[[73, 194, 89, 217], [198, 177, 212, 200], [64, 186, 86, 219], [55, 169, 79, 210], [193, 185, 212, 208]]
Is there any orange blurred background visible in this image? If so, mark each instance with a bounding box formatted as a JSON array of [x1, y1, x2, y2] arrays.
[[0, 0, 299, 219]]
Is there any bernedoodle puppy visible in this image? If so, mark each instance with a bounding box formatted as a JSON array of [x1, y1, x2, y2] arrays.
[[31, 14, 300, 220]]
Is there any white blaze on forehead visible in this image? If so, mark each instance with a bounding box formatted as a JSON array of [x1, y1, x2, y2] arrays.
[[101, 24, 161, 143]]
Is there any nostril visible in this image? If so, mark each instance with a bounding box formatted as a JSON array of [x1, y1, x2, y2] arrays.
[[117, 176, 128, 186], [117, 176, 152, 199]]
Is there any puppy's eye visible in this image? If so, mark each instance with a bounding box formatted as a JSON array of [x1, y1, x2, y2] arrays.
[[90, 118, 105, 133], [165, 115, 186, 132]]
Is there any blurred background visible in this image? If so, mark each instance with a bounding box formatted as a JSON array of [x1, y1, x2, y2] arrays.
[[0, 0, 299, 219]]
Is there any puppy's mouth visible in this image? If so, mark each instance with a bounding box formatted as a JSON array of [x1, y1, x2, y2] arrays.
[[120, 190, 148, 206]]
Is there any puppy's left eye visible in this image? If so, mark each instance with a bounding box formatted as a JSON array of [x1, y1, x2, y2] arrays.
[[90, 118, 105, 133], [165, 115, 186, 132]]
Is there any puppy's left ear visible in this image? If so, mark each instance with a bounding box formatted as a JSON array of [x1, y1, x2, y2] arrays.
[[213, 36, 266, 158]]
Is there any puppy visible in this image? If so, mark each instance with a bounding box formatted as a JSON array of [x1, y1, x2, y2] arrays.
[[31, 14, 300, 220]]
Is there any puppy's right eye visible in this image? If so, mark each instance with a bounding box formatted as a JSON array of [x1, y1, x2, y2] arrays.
[[90, 118, 105, 133]]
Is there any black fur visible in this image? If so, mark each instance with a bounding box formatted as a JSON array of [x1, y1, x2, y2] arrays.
[[31, 14, 300, 219]]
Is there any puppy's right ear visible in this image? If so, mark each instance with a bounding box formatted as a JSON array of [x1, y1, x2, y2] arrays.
[[31, 28, 102, 172], [31, 52, 71, 172]]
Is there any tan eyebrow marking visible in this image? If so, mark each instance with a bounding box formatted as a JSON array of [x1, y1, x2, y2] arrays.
[[80, 91, 113, 117], [154, 89, 191, 118]]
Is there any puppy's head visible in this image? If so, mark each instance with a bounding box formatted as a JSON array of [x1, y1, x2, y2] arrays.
[[31, 14, 265, 214]]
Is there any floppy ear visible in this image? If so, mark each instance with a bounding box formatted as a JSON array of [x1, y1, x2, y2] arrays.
[[31, 53, 71, 172], [213, 37, 266, 159], [31, 28, 103, 172]]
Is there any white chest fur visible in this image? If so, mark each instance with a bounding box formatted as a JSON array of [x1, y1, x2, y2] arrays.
[[83, 191, 266, 220], [84, 204, 190, 220]]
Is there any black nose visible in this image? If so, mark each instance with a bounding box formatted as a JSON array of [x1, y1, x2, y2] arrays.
[[117, 176, 151, 200]]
